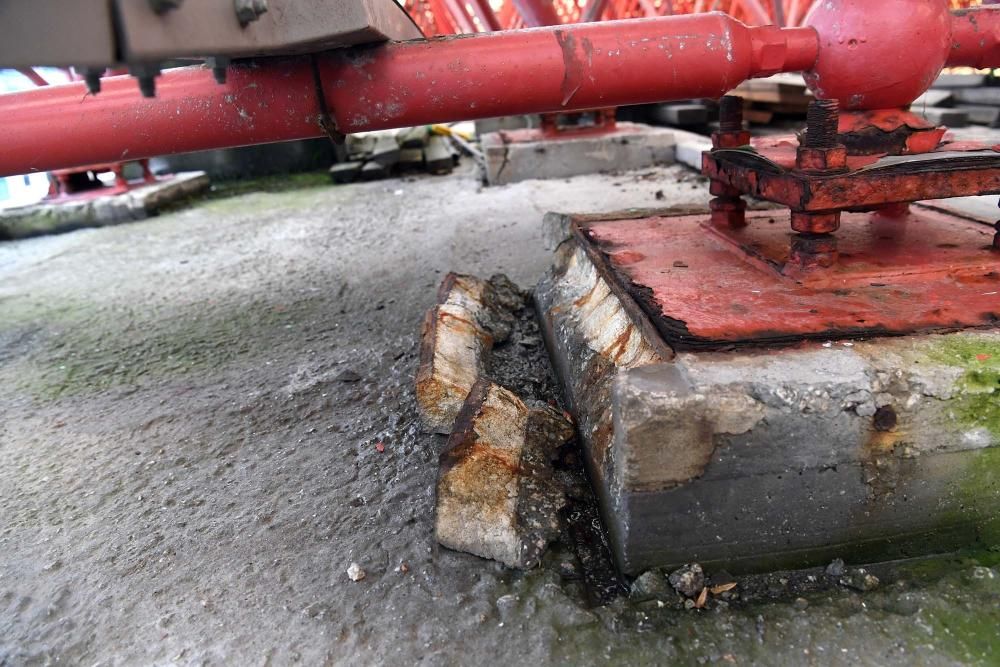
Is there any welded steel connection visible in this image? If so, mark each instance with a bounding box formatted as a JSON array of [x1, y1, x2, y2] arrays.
[[0, 0, 998, 177]]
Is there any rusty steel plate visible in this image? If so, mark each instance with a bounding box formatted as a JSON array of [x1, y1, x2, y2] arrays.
[[579, 207, 1000, 349]]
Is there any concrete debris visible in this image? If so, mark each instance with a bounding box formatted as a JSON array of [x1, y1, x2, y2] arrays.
[[825, 558, 846, 578], [424, 134, 459, 175], [839, 568, 880, 593], [347, 563, 366, 582], [332, 128, 460, 184], [435, 380, 574, 569], [416, 273, 526, 434], [630, 570, 672, 602], [329, 161, 363, 184], [669, 563, 706, 598]]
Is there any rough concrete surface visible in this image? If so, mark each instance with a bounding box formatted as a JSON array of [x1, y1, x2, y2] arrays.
[[1, 163, 999, 666]]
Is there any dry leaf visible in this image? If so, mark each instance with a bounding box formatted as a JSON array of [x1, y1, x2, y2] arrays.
[[710, 582, 738, 595], [695, 587, 708, 609]]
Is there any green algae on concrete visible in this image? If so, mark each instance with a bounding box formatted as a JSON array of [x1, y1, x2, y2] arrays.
[[5, 294, 328, 401], [926, 335, 1000, 547]]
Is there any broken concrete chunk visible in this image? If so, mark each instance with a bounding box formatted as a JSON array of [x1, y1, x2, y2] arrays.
[[370, 133, 401, 167], [839, 568, 880, 592], [630, 569, 672, 601], [359, 160, 387, 181], [669, 563, 705, 598], [435, 380, 573, 569], [398, 147, 424, 169], [398, 125, 430, 149], [329, 161, 363, 184], [425, 134, 455, 175], [346, 134, 376, 160], [415, 273, 526, 434]]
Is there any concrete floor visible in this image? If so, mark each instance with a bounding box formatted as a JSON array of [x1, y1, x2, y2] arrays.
[[1, 164, 998, 666]]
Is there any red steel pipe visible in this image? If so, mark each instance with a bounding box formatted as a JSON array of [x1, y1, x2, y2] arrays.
[[511, 0, 563, 26], [947, 8, 1000, 68], [0, 15, 818, 177]]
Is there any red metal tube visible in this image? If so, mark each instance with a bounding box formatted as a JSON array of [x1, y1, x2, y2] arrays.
[[468, 0, 503, 31], [322, 16, 819, 132], [0, 15, 818, 177], [511, 0, 563, 26], [947, 8, 1000, 68]]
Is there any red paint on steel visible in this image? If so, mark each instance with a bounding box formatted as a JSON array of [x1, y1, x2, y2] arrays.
[[468, 0, 503, 31], [0, 60, 324, 176], [324, 17, 818, 133], [703, 144, 1000, 212], [0, 16, 819, 176], [581, 0, 611, 21], [582, 208, 1000, 347], [512, 0, 563, 25], [803, 0, 953, 110], [948, 7, 1000, 68]]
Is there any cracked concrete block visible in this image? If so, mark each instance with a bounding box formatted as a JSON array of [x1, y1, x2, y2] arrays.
[[481, 122, 676, 186], [536, 210, 1000, 575], [415, 273, 524, 434], [435, 380, 574, 568]]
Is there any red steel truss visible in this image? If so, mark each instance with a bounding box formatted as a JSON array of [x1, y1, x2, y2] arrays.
[[402, 0, 987, 35]]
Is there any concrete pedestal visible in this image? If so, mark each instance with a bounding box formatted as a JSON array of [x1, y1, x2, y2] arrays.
[[481, 122, 676, 186], [536, 208, 1000, 575], [0, 172, 209, 240]]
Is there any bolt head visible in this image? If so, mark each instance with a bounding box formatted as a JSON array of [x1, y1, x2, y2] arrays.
[[789, 234, 839, 270], [791, 211, 841, 235], [710, 197, 747, 229]]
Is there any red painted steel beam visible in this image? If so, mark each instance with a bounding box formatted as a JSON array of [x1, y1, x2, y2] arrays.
[[736, 0, 772, 25], [468, 0, 503, 31], [511, 0, 563, 26], [16, 67, 49, 87], [947, 7, 1000, 68], [582, 0, 611, 21], [0, 15, 821, 176], [441, 0, 478, 33]]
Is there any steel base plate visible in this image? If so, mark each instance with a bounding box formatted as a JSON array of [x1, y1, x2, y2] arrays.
[[578, 206, 1000, 349]]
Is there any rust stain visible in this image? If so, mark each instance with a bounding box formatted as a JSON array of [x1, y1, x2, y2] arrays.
[[605, 327, 634, 365], [860, 408, 908, 503]]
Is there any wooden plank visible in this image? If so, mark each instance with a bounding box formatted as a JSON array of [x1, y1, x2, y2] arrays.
[[648, 103, 709, 127]]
